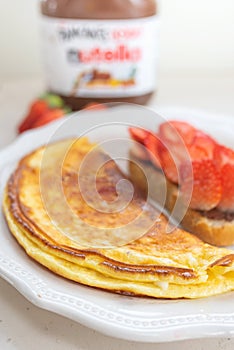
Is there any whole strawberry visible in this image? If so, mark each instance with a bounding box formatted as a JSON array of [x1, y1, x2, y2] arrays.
[[17, 93, 71, 134]]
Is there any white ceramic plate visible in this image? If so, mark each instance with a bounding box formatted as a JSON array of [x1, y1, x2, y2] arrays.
[[0, 105, 234, 343]]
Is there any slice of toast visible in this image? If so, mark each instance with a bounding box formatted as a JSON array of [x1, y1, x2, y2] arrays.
[[129, 151, 234, 246]]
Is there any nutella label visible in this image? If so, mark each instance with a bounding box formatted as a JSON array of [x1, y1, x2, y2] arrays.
[[41, 16, 160, 98]]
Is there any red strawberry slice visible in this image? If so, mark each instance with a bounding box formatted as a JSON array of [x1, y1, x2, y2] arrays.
[[180, 160, 222, 211], [188, 132, 216, 161], [159, 144, 179, 183], [212, 145, 234, 212], [129, 127, 150, 144], [159, 122, 216, 162], [159, 121, 198, 170], [158, 125, 190, 183], [159, 121, 197, 146], [144, 133, 162, 168], [214, 144, 234, 168], [129, 128, 162, 168], [217, 163, 234, 212]]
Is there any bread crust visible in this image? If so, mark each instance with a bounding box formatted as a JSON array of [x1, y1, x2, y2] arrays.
[[129, 152, 234, 247]]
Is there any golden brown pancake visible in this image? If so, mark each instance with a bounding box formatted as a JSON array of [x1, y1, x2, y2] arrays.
[[3, 138, 234, 298]]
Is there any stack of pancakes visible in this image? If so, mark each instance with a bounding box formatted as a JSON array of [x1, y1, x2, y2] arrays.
[[3, 138, 234, 298]]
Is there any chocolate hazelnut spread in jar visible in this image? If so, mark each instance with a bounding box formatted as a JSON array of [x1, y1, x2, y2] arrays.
[[40, 0, 159, 110]]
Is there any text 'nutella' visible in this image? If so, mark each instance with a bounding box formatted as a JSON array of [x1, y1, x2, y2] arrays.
[[40, 0, 159, 109]]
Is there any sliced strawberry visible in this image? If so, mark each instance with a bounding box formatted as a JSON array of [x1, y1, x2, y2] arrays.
[[159, 143, 179, 183], [159, 121, 197, 170], [31, 109, 64, 128], [187, 144, 208, 161], [180, 160, 222, 211], [217, 164, 234, 212], [144, 133, 162, 168], [159, 121, 197, 146], [129, 127, 151, 163], [129, 127, 149, 144], [188, 132, 216, 161], [213, 145, 234, 212], [129, 128, 162, 167], [158, 127, 188, 183], [213, 144, 234, 168]]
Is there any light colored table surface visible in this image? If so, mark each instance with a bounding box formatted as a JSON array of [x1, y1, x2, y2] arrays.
[[0, 73, 234, 350]]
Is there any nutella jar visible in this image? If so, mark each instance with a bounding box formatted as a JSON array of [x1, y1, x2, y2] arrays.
[[40, 0, 159, 110]]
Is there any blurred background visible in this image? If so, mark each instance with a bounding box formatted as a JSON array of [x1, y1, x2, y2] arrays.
[[0, 0, 234, 148], [1, 0, 234, 78]]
